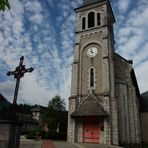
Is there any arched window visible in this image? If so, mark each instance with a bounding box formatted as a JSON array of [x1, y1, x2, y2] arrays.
[[88, 12, 95, 28], [82, 17, 86, 30], [89, 67, 95, 89], [90, 68, 94, 87]]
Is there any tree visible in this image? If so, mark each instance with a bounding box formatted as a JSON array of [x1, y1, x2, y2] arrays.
[[0, 0, 10, 11], [0, 103, 33, 120], [42, 106, 68, 138], [42, 96, 68, 139], [48, 96, 66, 111], [18, 104, 32, 114]]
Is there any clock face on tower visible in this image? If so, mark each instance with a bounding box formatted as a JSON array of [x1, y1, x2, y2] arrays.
[[87, 47, 98, 58]]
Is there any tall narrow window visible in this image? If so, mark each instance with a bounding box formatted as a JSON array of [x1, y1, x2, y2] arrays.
[[97, 13, 101, 26], [88, 12, 95, 28], [82, 17, 86, 30], [90, 68, 94, 87]]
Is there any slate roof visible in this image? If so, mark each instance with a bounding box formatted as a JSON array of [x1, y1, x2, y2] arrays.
[[31, 105, 42, 112], [0, 93, 6, 100], [71, 94, 108, 117], [0, 93, 10, 110], [83, 0, 105, 6]]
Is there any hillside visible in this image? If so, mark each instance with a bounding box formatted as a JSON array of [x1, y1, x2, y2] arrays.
[[0, 93, 10, 110]]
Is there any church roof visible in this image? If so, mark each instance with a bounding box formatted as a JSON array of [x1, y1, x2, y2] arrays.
[[0, 93, 10, 110], [71, 94, 108, 117], [31, 105, 42, 112]]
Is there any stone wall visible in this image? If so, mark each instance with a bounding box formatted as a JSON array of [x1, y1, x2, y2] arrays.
[[141, 112, 148, 144], [67, 98, 76, 142], [114, 54, 141, 146], [0, 120, 22, 148]]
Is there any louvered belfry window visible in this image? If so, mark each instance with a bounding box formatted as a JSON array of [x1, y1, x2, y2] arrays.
[[88, 12, 95, 28]]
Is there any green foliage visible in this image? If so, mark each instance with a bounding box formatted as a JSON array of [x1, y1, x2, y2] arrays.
[[42, 107, 68, 133], [26, 129, 67, 140], [26, 129, 42, 140], [48, 95, 66, 111], [43, 130, 67, 140], [18, 104, 32, 114], [0, 103, 33, 120], [0, 0, 10, 11], [0, 104, 18, 120]]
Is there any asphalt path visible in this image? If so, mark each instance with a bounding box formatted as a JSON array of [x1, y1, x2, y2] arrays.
[[20, 139, 123, 148]]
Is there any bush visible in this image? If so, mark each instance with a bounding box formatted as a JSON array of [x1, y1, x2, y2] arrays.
[[26, 129, 42, 140], [42, 130, 67, 140], [26, 129, 67, 140]]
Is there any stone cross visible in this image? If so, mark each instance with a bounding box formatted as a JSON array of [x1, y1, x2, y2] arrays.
[[7, 56, 34, 104]]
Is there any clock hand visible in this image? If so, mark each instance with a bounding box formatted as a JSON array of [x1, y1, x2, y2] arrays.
[[90, 49, 93, 53]]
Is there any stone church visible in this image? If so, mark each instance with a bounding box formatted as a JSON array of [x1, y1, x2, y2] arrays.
[[67, 0, 142, 147]]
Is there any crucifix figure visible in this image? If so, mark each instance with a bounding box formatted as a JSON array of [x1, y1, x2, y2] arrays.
[[7, 56, 34, 105]]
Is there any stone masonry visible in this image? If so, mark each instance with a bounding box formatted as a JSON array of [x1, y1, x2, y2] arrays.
[[67, 0, 142, 147]]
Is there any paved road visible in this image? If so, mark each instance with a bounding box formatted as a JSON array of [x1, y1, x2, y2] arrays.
[[79, 143, 123, 148], [54, 141, 123, 148], [20, 140, 123, 148]]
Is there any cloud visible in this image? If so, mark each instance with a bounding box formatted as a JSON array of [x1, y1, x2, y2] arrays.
[[0, 0, 147, 110], [0, 81, 15, 103], [135, 60, 148, 93], [29, 14, 43, 24], [19, 72, 58, 105], [115, 0, 148, 93], [118, 0, 131, 12]]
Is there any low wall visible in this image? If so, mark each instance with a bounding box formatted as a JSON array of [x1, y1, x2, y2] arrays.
[[0, 120, 22, 148]]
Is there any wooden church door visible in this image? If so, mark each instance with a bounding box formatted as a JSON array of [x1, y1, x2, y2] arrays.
[[83, 117, 100, 143]]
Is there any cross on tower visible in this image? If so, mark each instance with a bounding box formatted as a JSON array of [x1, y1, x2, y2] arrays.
[[7, 56, 34, 105]]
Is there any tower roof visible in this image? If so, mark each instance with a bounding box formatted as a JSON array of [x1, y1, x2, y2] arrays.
[[83, 0, 105, 6], [75, 0, 115, 23]]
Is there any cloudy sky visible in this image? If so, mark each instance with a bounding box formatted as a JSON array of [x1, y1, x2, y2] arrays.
[[0, 0, 148, 108]]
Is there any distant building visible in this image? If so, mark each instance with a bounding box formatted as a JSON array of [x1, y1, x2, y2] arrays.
[[67, 0, 142, 147], [31, 105, 44, 129], [20, 105, 43, 133], [19, 114, 39, 133], [31, 105, 42, 122]]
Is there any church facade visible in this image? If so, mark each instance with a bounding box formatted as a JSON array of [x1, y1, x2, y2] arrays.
[[67, 0, 142, 147]]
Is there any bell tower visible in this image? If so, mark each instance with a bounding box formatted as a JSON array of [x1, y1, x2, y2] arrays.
[[67, 0, 118, 145]]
